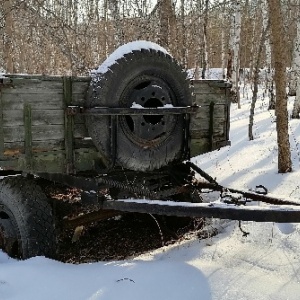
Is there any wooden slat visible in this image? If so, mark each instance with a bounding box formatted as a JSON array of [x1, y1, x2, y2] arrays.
[[3, 110, 64, 126], [190, 124, 225, 138], [4, 139, 64, 154], [3, 77, 63, 91], [6, 74, 64, 81], [192, 104, 225, 119], [194, 93, 228, 105], [71, 81, 89, 105], [1, 93, 64, 110], [3, 125, 64, 142], [0, 90, 4, 158], [24, 103, 33, 168], [72, 81, 89, 94], [73, 123, 89, 138], [71, 93, 87, 106], [63, 76, 75, 174]]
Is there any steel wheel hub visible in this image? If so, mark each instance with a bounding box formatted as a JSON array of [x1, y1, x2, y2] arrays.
[[122, 79, 176, 143]]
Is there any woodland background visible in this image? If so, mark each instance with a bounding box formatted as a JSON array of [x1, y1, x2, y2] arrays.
[[1, 0, 300, 172], [1, 0, 298, 77]]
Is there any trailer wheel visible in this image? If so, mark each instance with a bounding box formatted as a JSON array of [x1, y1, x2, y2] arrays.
[[87, 47, 191, 171], [0, 177, 55, 259]]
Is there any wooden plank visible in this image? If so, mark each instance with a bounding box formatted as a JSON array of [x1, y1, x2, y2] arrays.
[[72, 81, 89, 94], [73, 123, 89, 138], [71, 93, 87, 106], [1, 93, 64, 110], [3, 77, 63, 91], [191, 116, 225, 128], [71, 81, 89, 105], [6, 74, 64, 81], [3, 110, 64, 126], [0, 90, 4, 158], [3, 140, 64, 154], [63, 76, 75, 174], [193, 84, 226, 95], [3, 125, 64, 142], [190, 124, 225, 138], [192, 104, 225, 120], [190, 138, 210, 157], [194, 93, 228, 105], [2, 147, 101, 174], [24, 103, 33, 168]]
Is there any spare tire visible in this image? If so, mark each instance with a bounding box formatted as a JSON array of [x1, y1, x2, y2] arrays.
[[86, 43, 191, 172]]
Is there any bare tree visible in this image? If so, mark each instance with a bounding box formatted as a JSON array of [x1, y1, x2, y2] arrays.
[[232, 0, 242, 107], [261, 0, 275, 109], [291, 1, 300, 117], [268, 0, 292, 173], [249, 18, 269, 140], [201, 0, 209, 79], [158, 0, 175, 49], [3, 0, 14, 73]]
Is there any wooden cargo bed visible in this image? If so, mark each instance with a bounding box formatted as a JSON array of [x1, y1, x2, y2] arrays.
[[0, 75, 231, 174]]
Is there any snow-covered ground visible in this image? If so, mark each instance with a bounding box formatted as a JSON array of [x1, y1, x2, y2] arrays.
[[1, 83, 300, 299]]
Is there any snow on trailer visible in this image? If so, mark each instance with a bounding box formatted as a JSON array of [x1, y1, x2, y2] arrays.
[[1, 41, 294, 261]]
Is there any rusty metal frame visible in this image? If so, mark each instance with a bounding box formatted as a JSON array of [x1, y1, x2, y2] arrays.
[[66, 106, 199, 116]]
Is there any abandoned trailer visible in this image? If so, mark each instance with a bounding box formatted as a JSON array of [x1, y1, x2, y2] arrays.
[[0, 42, 297, 260]]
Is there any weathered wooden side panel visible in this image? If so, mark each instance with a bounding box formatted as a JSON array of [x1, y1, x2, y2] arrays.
[[0, 75, 99, 173], [1, 77, 65, 155], [190, 80, 231, 157], [0, 75, 230, 174]]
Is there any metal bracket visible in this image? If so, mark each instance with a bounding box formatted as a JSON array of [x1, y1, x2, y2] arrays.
[[66, 106, 199, 116]]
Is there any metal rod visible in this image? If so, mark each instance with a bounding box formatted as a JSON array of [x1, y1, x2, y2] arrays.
[[102, 200, 300, 223], [66, 106, 199, 116]]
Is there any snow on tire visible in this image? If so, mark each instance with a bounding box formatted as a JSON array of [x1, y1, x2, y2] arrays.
[[86, 41, 192, 172]]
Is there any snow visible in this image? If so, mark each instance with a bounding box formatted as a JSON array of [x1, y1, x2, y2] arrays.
[[131, 102, 144, 108], [187, 68, 225, 80], [2, 78, 300, 299], [91, 41, 169, 75], [131, 103, 175, 109], [115, 199, 300, 212]]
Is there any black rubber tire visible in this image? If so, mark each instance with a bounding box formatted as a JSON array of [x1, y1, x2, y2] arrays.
[[0, 177, 56, 259], [86, 48, 192, 172]]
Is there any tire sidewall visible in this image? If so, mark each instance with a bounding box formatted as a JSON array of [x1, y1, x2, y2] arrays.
[[87, 50, 191, 171], [0, 178, 55, 258]]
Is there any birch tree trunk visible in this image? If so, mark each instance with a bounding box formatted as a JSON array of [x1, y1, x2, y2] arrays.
[[249, 22, 269, 140], [233, 1, 241, 108], [292, 76, 300, 118], [227, 6, 234, 81], [289, 20, 300, 97], [159, 0, 173, 49], [221, 26, 226, 79], [228, 1, 241, 107], [262, 0, 275, 109], [268, 0, 292, 173], [221, 1, 227, 80], [110, 0, 124, 48], [180, 0, 187, 67], [201, 0, 209, 79]]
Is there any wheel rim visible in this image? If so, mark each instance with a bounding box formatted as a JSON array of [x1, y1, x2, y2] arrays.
[[0, 210, 20, 258], [120, 76, 177, 145]]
